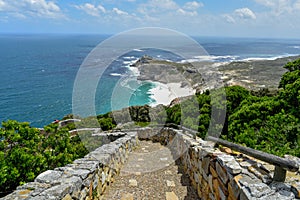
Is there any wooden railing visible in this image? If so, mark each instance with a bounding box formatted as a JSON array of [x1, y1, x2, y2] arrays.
[[113, 123, 298, 182], [206, 136, 298, 182]]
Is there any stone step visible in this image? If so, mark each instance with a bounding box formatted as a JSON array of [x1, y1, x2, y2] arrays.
[[166, 192, 179, 200], [102, 140, 199, 199]]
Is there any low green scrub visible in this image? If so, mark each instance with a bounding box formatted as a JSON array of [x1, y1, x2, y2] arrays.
[[1, 58, 300, 197], [0, 121, 88, 196], [165, 58, 300, 157]]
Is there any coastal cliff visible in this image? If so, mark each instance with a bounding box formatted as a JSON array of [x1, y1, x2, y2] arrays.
[[130, 55, 300, 95]]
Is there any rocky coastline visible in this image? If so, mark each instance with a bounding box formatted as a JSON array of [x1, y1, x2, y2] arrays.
[[130, 55, 300, 99]]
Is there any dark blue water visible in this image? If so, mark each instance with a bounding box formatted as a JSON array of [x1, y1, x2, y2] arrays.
[[1, 34, 300, 127]]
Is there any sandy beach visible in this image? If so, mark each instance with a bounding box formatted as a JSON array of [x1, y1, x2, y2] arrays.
[[127, 55, 300, 106], [148, 81, 195, 106]]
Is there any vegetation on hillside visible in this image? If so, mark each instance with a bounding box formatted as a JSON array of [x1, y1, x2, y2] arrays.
[[165, 58, 300, 157], [0, 58, 299, 196], [0, 121, 88, 196]]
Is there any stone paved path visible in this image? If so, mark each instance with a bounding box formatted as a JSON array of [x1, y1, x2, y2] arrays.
[[103, 140, 199, 200]]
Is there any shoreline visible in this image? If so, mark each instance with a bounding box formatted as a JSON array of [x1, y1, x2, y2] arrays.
[[147, 81, 195, 107], [178, 53, 299, 64], [127, 54, 300, 107]]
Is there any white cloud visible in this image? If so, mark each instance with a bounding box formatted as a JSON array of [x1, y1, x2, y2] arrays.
[[222, 7, 256, 24], [222, 14, 235, 23], [11, 12, 27, 19], [97, 5, 106, 13], [0, 0, 7, 11], [234, 8, 256, 20], [254, 0, 276, 7], [295, 0, 300, 10], [138, 0, 203, 18], [0, 0, 64, 19], [254, 0, 300, 15], [183, 1, 203, 10], [151, 0, 178, 10], [74, 3, 106, 17], [113, 7, 128, 15], [74, 4, 130, 17], [138, 0, 179, 14], [177, 8, 197, 16]]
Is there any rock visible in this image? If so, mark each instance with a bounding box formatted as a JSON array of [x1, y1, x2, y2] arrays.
[[217, 154, 234, 166], [17, 182, 52, 197], [166, 180, 176, 187], [265, 192, 295, 200], [169, 98, 181, 107], [210, 166, 218, 178], [186, 68, 197, 73], [202, 157, 211, 175], [166, 192, 179, 200], [241, 183, 275, 199], [228, 175, 243, 199], [72, 159, 100, 172], [165, 170, 172, 175], [128, 179, 137, 187], [55, 167, 91, 180], [217, 154, 242, 175], [35, 170, 63, 185], [216, 161, 228, 184], [121, 193, 134, 200], [291, 182, 300, 198], [239, 161, 253, 168], [220, 146, 233, 154], [39, 184, 72, 199], [62, 194, 72, 200]]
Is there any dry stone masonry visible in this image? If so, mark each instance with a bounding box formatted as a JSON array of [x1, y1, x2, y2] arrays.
[[137, 127, 300, 200], [1, 132, 138, 200], [2, 127, 300, 200]]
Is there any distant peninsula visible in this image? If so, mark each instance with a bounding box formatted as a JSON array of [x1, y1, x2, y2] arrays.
[[130, 55, 300, 96]]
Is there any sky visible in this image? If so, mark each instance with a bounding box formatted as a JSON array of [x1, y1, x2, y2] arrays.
[[0, 0, 300, 38]]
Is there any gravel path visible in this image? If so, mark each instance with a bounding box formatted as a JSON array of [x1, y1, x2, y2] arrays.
[[102, 140, 199, 200]]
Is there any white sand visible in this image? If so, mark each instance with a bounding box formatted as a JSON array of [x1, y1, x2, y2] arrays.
[[149, 82, 195, 106]]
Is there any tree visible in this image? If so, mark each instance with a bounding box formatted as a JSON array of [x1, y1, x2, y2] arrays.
[[283, 58, 300, 72], [0, 120, 88, 196]]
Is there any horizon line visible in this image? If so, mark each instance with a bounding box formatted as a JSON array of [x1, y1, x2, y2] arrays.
[[0, 32, 299, 40]]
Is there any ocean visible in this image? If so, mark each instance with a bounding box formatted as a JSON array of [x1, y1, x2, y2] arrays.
[[1, 34, 300, 127]]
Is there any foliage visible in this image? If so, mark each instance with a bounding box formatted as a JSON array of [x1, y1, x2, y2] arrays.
[[283, 58, 300, 72], [224, 59, 300, 156], [129, 105, 151, 122], [2, 58, 300, 197], [163, 58, 300, 157], [251, 88, 278, 97], [0, 120, 88, 196]]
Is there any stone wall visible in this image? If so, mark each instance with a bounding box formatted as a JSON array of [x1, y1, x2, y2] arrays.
[[137, 127, 300, 200], [1, 132, 138, 200], [3, 127, 299, 200]]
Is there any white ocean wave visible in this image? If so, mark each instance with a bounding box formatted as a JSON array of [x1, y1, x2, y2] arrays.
[[110, 73, 123, 77], [122, 58, 140, 76], [123, 56, 136, 60], [289, 46, 300, 49], [179, 54, 299, 63], [123, 61, 132, 65], [179, 55, 238, 63], [133, 49, 144, 52], [240, 54, 298, 62]]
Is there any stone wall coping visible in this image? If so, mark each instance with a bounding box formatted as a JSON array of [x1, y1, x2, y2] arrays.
[[1, 132, 138, 200]]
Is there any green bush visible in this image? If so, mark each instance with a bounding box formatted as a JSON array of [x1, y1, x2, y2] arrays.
[[0, 120, 88, 196]]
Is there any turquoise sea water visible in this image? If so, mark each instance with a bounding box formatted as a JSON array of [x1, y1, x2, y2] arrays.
[[1, 34, 300, 127]]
